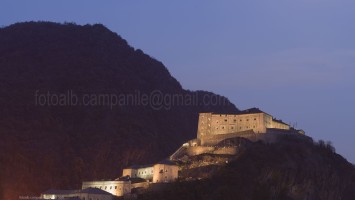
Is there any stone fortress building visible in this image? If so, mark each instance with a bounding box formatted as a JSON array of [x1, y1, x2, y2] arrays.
[[195, 108, 301, 146], [170, 108, 304, 159], [40, 108, 303, 199], [198, 108, 290, 137]]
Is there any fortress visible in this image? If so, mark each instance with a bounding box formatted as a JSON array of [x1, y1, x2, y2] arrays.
[[196, 108, 297, 146], [41, 108, 304, 199], [170, 108, 304, 160]]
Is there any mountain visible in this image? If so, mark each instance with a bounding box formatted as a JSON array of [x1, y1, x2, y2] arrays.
[[0, 22, 238, 199], [139, 134, 355, 200]]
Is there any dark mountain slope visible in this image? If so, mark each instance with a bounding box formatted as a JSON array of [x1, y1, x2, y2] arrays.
[[0, 22, 238, 199], [139, 135, 355, 200]]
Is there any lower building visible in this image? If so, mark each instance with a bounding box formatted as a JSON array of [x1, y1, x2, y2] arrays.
[[82, 180, 131, 197], [41, 188, 113, 200], [123, 160, 179, 183]]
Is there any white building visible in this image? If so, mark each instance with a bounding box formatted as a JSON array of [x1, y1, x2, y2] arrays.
[[122, 160, 179, 183], [82, 179, 131, 197], [41, 188, 113, 200]]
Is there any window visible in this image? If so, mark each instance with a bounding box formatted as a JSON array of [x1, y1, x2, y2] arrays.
[[105, 186, 107, 189], [240, 119, 242, 122], [115, 186, 117, 189], [165, 169, 168, 172], [110, 186, 112, 189], [224, 119, 227, 122], [247, 119, 249, 121], [233, 119, 237, 122], [254, 118, 256, 120]]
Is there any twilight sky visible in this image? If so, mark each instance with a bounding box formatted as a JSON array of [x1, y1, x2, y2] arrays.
[[1, 0, 354, 163]]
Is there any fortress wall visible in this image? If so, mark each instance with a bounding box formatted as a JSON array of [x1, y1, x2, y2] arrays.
[[200, 130, 257, 146], [197, 113, 212, 138], [122, 166, 154, 181], [136, 166, 154, 181], [197, 113, 268, 140], [212, 147, 237, 155], [131, 182, 149, 189], [122, 168, 136, 177], [186, 146, 215, 156], [270, 120, 290, 130], [82, 180, 131, 197], [152, 164, 179, 183]]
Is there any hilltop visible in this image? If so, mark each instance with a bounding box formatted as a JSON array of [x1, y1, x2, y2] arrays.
[[139, 134, 355, 200], [0, 22, 237, 199]]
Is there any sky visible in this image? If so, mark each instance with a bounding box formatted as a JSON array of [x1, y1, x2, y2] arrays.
[[1, 0, 354, 163]]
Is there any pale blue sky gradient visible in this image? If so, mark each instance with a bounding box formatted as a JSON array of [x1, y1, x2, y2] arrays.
[[1, 0, 354, 163]]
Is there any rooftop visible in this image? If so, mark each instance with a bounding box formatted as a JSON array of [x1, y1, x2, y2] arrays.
[[272, 118, 289, 126], [239, 107, 265, 115]]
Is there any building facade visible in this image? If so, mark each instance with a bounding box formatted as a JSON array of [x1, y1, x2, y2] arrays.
[[197, 108, 290, 139], [82, 180, 131, 197], [41, 188, 114, 200], [123, 161, 179, 183]]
